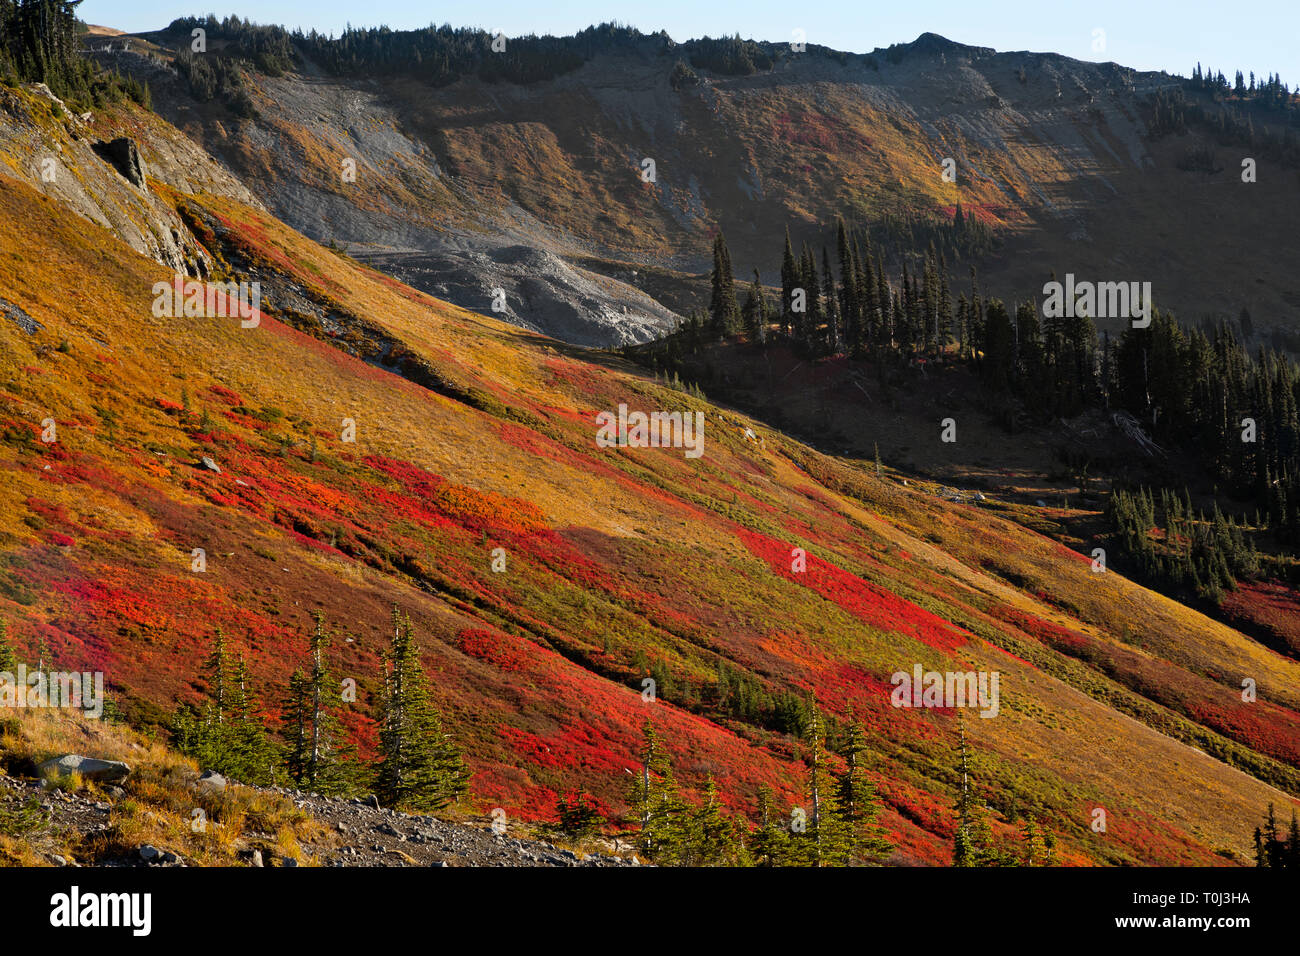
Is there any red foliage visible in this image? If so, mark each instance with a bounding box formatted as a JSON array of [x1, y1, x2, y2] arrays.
[[206, 384, 244, 406], [738, 529, 969, 654], [457, 627, 527, 672]]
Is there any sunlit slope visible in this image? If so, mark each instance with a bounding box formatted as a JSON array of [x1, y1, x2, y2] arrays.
[[1, 173, 1296, 864]]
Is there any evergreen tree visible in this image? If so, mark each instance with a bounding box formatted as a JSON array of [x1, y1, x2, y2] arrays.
[[835, 717, 893, 864], [551, 790, 604, 843], [628, 718, 682, 859], [171, 629, 278, 784], [742, 268, 767, 342], [283, 612, 358, 794], [791, 707, 850, 866], [708, 231, 740, 338], [0, 618, 17, 674], [751, 784, 790, 866], [281, 667, 311, 786], [779, 227, 797, 337], [376, 608, 469, 812]]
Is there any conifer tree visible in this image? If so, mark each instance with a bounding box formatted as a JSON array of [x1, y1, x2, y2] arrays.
[[628, 718, 681, 859], [742, 268, 767, 342], [281, 667, 311, 785], [376, 608, 469, 812], [552, 790, 604, 843], [0, 619, 17, 674], [708, 231, 740, 338], [792, 707, 850, 866], [172, 629, 278, 784], [691, 776, 750, 866], [751, 784, 790, 866], [779, 227, 797, 337], [836, 717, 893, 864], [283, 612, 358, 794]]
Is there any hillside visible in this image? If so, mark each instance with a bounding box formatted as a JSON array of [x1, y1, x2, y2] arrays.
[[1, 84, 1298, 866], [97, 24, 1300, 350]]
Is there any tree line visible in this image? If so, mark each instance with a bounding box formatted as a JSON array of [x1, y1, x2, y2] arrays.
[[659, 221, 1300, 564], [0, 0, 150, 108], [1107, 487, 1261, 604]]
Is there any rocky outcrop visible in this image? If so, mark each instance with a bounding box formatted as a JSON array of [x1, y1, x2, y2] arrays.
[[0, 83, 261, 282], [37, 755, 132, 785], [93, 136, 147, 188]]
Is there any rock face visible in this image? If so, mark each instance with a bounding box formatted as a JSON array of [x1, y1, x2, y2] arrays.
[[0, 84, 261, 282], [37, 755, 132, 785], [94, 137, 147, 189], [195, 770, 227, 792]]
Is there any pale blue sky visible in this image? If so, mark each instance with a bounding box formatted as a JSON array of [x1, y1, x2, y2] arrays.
[[82, 0, 1298, 83]]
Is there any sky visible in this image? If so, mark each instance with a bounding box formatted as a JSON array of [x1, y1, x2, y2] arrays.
[[81, 0, 1298, 83]]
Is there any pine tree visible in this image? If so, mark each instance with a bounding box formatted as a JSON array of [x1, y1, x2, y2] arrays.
[[224, 653, 279, 784], [779, 227, 797, 337], [742, 268, 767, 342], [835, 717, 893, 864], [691, 776, 750, 866], [0, 618, 17, 674], [792, 707, 850, 866], [951, 714, 1009, 865], [552, 790, 604, 843], [751, 784, 790, 866], [285, 612, 358, 795], [172, 629, 278, 784], [628, 718, 680, 859], [376, 608, 470, 812], [281, 667, 311, 785], [708, 231, 740, 339]]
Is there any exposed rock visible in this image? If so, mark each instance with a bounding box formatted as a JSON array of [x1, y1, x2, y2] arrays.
[[37, 755, 132, 785], [139, 844, 161, 863], [200, 456, 221, 473], [195, 770, 227, 792], [0, 296, 42, 335], [93, 137, 147, 189]]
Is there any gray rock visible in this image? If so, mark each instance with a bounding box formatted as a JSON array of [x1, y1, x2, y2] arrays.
[[195, 770, 227, 792], [0, 297, 42, 335], [249, 849, 263, 868], [38, 755, 131, 785], [93, 137, 147, 189], [139, 844, 161, 862], [200, 456, 222, 473]]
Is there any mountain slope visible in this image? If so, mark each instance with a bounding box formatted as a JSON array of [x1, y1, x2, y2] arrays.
[[2, 95, 1298, 864], [106, 27, 1300, 348]]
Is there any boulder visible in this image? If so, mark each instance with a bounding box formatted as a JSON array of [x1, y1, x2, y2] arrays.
[[195, 770, 227, 792], [38, 754, 131, 785], [93, 137, 147, 189]]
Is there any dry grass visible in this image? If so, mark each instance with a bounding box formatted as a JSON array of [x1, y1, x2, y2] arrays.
[[0, 709, 330, 867]]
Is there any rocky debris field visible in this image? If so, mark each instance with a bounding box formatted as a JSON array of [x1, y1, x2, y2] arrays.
[[0, 771, 642, 868], [279, 790, 643, 868]]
